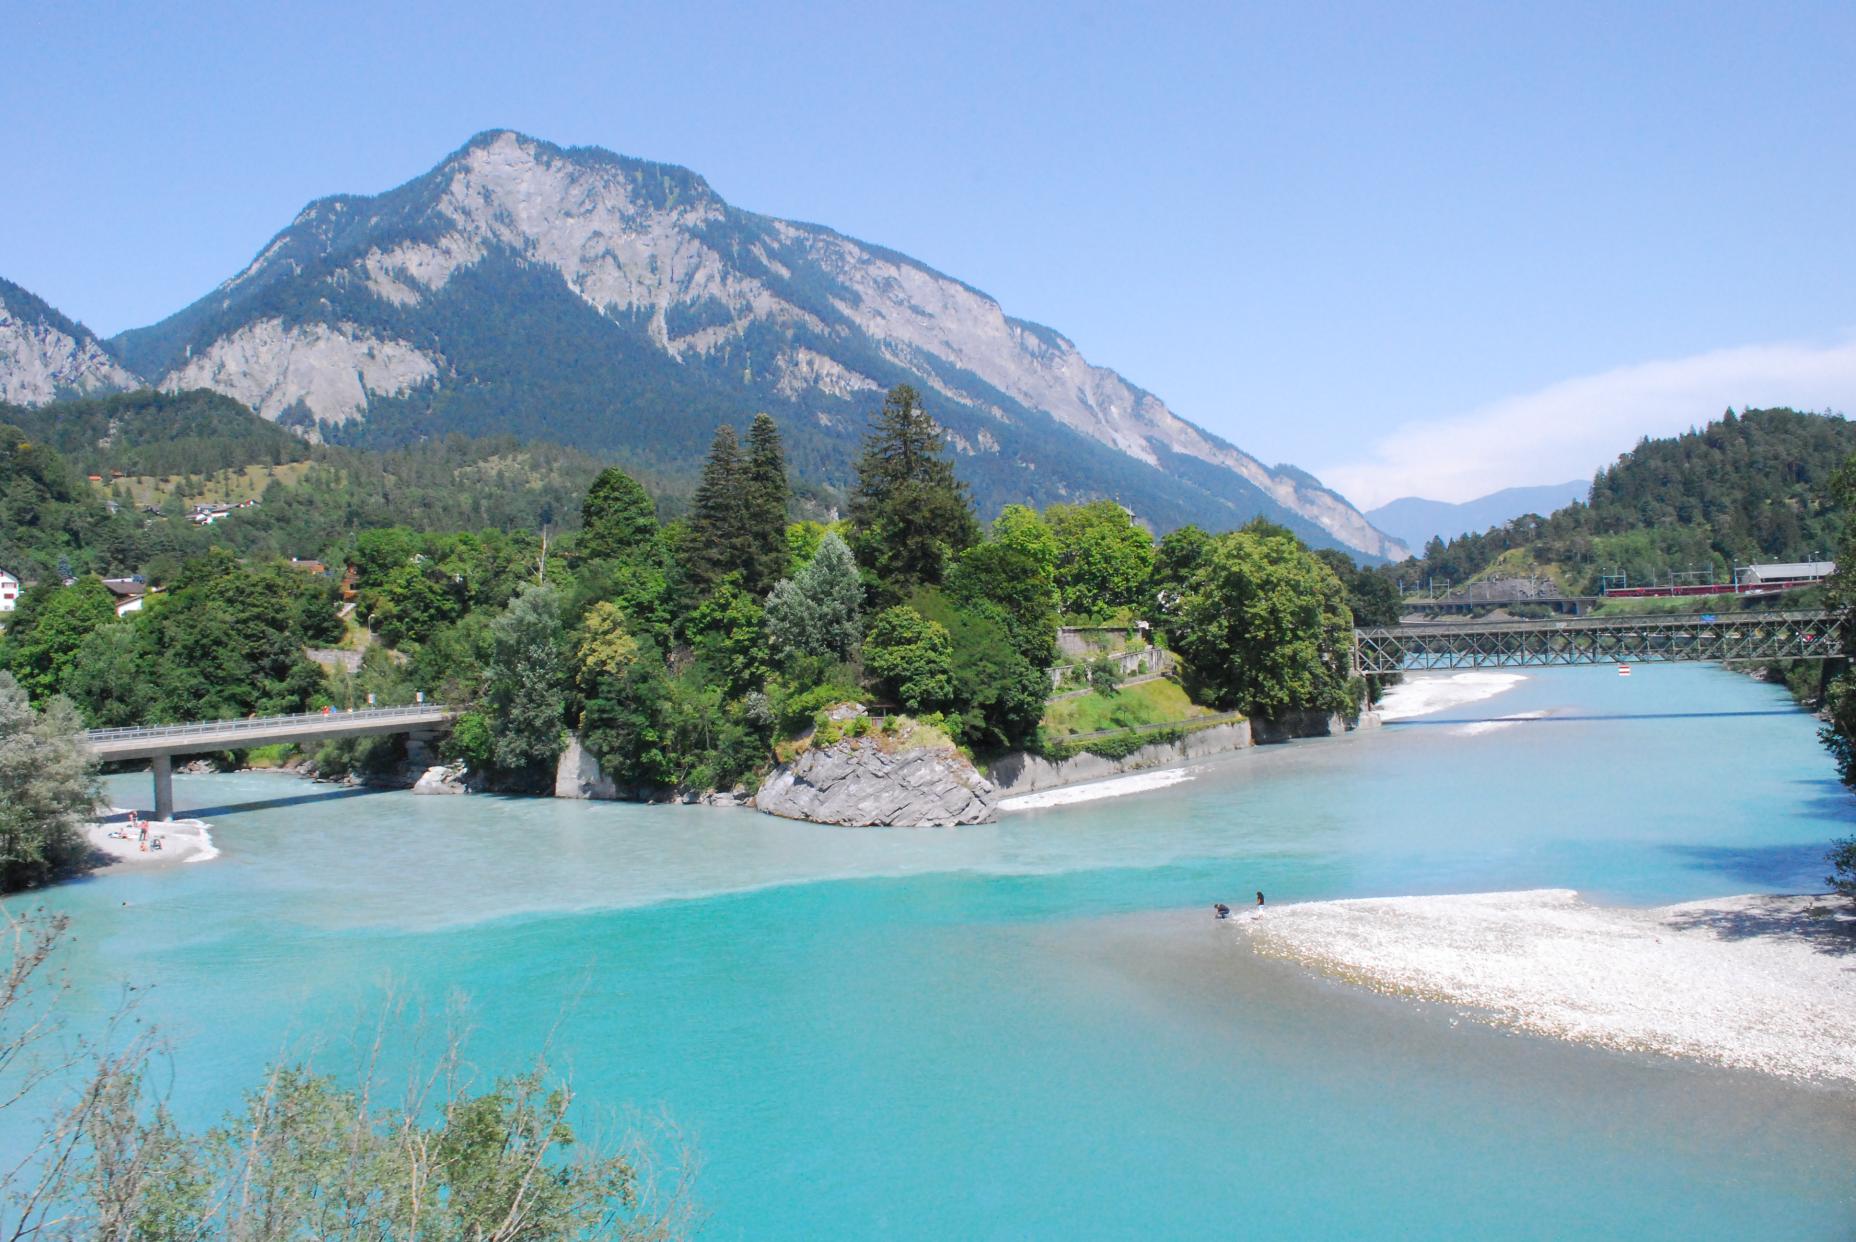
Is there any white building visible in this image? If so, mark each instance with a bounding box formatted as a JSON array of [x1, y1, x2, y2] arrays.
[[1738, 561, 1836, 586], [0, 570, 17, 613]]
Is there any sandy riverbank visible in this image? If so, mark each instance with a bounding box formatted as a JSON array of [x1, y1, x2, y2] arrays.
[[1376, 671, 1527, 720], [84, 810, 218, 866], [1235, 888, 1856, 1085]]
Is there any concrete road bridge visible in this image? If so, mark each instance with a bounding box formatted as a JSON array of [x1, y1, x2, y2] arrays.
[[87, 704, 455, 820], [1353, 610, 1845, 676]]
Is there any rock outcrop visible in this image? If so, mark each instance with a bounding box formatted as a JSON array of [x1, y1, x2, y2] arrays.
[[756, 739, 997, 827], [553, 735, 619, 800], [412, 763, 472, 795], [0, 277, 139, 406]]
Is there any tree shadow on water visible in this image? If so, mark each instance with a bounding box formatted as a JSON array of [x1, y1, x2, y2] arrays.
[[1664, 841, 1835, 890], [1661, 892, 1856, 957]]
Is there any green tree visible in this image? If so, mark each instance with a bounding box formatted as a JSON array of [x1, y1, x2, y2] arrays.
[[741, 413, 791, 596], [1169, 526, 1356, 717], [947, 505, 1060, 669], [1046, 500, 1156, 619], [848, 385, 979, 597], [0, 672, 98, 891], [765, 532, 863, 665], [573, 601, 641, 699], [1826, 836, 1856, 900], [579, 466, 659, 564], [3, 577, 118, 701], [687, 581, 770, 700], [1152, 523, 1212, 614], [143, 551, 332, 721], [861, 605, 955, 712], [486, 585, 568, 777], [911, 590, 1048, 748], [65, 620, 158, 727], [683, 425, 749, 595]]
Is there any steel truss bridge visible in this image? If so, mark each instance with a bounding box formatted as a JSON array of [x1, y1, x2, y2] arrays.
[[1352, 610, 1845, 676]]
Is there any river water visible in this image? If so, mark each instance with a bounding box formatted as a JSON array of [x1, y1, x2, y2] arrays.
[[31, 664, 1856, 1238]]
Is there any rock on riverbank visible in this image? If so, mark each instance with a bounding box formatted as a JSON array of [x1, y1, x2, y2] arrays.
[[757, 738, 997, 827]]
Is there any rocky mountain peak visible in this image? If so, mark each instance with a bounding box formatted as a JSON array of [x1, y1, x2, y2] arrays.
[[0, 278, 141, 407], [85, 133, 1408, 558]]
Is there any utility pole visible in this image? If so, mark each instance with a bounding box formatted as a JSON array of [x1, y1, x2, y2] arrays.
[[537, 524, 550, 585]]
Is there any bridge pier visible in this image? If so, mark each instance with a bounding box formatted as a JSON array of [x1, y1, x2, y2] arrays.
[[151, 754, 175, 822]]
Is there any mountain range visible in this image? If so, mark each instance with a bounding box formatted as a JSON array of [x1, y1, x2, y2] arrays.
[[1365, 481, 1591, 552], [0, 131, 1406, 560]]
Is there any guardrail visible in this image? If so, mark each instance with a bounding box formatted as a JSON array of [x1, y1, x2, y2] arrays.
[[85, 703, 453, 744]]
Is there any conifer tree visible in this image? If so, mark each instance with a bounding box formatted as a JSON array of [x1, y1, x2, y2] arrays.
[[848, 385, 979, 597], [580, 467, 659, 564], [741, 414, 791, 596], [684, 425, 749, 594]]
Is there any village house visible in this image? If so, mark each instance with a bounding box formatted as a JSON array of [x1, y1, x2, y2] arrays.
[[101, 576, 157, 617], [0, 569, 18, 613]]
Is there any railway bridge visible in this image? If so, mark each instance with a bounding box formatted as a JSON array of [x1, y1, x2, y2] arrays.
[[1352, 610, 1845, 676], [87, 704, 455, 820]]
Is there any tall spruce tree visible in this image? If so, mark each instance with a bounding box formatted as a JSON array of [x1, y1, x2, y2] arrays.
[[848, 385, 979, 597], [684, 424, 750, 593], [741, 414, 791, 596]]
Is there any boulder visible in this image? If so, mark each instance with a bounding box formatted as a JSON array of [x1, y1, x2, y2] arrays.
[[412, 763, 471, 795], [756, 739, 996, 827]]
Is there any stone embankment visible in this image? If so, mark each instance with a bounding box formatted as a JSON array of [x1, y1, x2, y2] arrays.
[[989, 710, 1376, 800], [756, 738, 996, 827]]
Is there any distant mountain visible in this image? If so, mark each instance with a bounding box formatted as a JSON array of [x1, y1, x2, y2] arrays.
[[0, 277, 140, 406], [93, 131, 1403, 560], [1367, 481, 1589, 553]]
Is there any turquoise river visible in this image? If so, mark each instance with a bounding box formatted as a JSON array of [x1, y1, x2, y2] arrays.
[[24, 663, 1856, 1238]]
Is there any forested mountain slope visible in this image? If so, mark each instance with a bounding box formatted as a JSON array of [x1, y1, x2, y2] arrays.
[[0, 389, 604, 581], [99, 131, 1403, 559], [1396, 408, 1855, 593]]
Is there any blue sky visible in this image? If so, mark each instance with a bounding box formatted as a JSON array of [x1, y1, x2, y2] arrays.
[[3, 1, 1853, 506]]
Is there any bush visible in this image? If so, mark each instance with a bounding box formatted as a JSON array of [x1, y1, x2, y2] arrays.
[[1828, 836, 1856, 900]]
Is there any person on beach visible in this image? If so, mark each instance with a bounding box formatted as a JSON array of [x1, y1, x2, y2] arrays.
[[1252, 891, 1265, 919], [1214, 903, 1231, 920]]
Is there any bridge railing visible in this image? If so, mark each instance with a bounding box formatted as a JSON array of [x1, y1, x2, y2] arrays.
[[85, 703, 453, 744], [1353, 610, 1845, 675]]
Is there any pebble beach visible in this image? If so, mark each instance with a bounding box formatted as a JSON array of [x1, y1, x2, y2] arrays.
[[1238, 888, 1856, 1085]]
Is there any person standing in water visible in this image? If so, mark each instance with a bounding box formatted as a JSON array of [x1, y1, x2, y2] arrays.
[[1253, 891, 1265, 919]]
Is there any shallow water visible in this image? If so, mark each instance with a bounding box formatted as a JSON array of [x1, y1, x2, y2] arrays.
[[29, 664, 1856, 1238]]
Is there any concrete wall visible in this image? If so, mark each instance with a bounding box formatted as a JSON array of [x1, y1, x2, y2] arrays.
[[988, 708, 1380, 799], [988, 721, 1253, 797]]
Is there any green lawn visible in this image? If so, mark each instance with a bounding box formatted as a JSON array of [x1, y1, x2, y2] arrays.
[[1041, 678, 1217, 738]]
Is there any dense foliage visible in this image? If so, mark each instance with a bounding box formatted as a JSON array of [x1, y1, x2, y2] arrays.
[[1393, 408, 1855, 595], [1162, 522, 1358, 717], [2, 382, 1385, 796], [0, 674, 97, 891]]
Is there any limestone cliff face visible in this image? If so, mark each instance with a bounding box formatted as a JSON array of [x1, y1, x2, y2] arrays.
[[0, 278, 139, 406], [161, 319, 437, 430], [756, 738, 997, 827], [102, 131, 1404, 558]]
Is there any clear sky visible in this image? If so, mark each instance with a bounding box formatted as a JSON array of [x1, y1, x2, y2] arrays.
[[4, 1, 1854, 507]]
